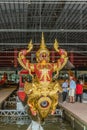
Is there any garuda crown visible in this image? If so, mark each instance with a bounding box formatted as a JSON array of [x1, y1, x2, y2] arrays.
[[36, 33, 50, 62]]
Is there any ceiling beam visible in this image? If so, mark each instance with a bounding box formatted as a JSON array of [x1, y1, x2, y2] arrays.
[[0, 0, 86, 4], [0, 43, 87, 45], [0, 29, 87, 32], [0, 50, 87, 53]]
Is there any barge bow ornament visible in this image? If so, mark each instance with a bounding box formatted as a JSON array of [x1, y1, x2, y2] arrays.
[[18, 33, 68, 130]]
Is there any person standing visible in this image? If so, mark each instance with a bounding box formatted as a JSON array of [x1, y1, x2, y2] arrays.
[[75, 80, 83, 103], [62, 79, 69, 102], [69, 76, 76, 103]]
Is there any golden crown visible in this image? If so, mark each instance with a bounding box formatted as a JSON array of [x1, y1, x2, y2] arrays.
[[36, 32, 50, 62]]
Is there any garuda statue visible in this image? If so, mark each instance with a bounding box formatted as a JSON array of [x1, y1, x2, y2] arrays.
[[18, 33, 68, 129]]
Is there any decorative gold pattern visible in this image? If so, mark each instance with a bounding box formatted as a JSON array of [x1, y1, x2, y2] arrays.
[[36, 33, 50, 63], [18, 33, 68, 120]]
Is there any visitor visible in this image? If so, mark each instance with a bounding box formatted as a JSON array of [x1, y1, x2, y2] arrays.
[[80, 79, 84, 85], [69, 76, 76, 103], [75, 79, 83, 103], [62, 79, 69, 103]]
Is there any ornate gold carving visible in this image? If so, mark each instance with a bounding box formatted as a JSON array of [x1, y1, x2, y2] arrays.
[[24, 80, 62, 118], [54, 39, 59, 52], [36, 33, 50, 63], [18, 32, 68, 120]]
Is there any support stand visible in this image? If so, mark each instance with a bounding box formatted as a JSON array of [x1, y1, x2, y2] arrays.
[[27, 120, 44, 130]]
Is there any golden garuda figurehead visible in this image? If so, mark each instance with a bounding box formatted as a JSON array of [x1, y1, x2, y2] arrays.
[[36, 33, 50, 63], [18, 32, 68, 121]]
